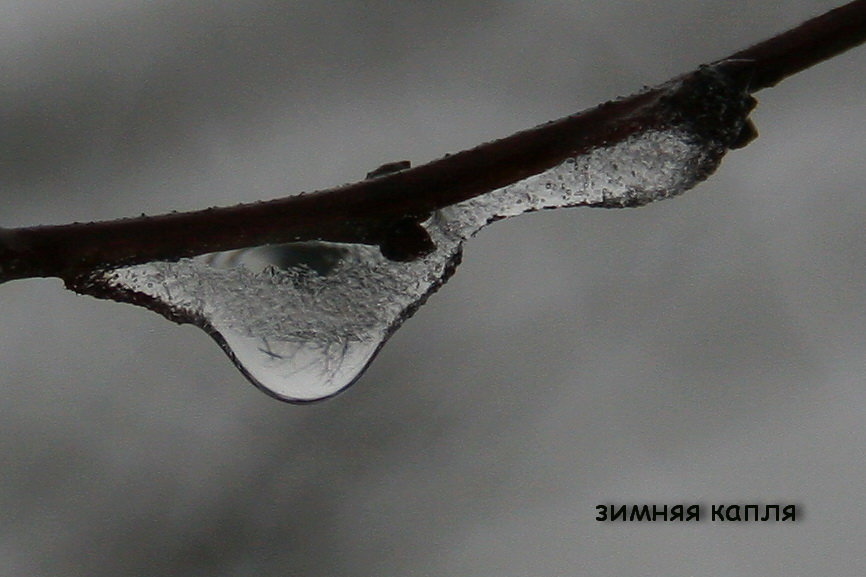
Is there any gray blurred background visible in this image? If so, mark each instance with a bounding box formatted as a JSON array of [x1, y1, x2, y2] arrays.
[[2, 1, 865, 575]]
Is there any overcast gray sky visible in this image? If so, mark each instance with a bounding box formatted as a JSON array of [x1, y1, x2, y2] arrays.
[[2, 1, 866, 575]]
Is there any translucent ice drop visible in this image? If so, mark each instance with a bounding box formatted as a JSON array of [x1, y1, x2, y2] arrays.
[[74, 125, 734, 402]]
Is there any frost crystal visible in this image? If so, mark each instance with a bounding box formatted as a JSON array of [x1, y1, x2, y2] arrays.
[[81, 125, 733, 402]]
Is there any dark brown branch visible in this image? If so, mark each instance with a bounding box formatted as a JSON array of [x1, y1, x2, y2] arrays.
[[2, 0, 865, 284], [720, 0, 866, 90]]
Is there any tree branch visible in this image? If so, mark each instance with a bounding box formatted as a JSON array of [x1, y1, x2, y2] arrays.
[[1, 0, 865, 285]]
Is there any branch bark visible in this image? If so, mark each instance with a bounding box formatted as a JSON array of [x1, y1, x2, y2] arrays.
[[1, 0, 865, 285]]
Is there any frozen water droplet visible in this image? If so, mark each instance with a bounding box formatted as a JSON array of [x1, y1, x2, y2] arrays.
[[76, 125, 734, 401], [437, 128, 724, 235], [81, 239, 462, 402]]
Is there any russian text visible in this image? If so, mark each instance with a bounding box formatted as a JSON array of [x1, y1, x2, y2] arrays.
[[595, 504, 700, 522], [597, 504, 798, 522]]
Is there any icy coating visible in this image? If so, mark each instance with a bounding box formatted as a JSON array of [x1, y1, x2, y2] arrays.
[[86, 128, 724, 402]]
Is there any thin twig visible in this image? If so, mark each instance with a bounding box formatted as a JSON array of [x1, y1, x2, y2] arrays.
[[1, 0, 865, 284]]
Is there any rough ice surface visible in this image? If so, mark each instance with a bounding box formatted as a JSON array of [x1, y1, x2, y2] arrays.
[[83, 128, 726, 402]]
